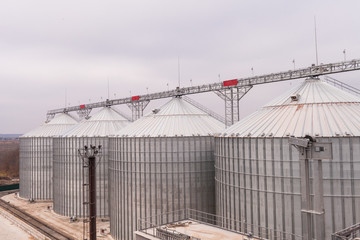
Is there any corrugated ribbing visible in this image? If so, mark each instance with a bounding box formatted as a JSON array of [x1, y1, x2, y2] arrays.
[[215, 136, 360, 239], [53, 136, 109, 218], [109, 136, 216, 240], [19, 137, 53, 200]]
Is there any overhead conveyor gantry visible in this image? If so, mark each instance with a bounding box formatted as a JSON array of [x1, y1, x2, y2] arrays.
[[47, 58, 360, 126]]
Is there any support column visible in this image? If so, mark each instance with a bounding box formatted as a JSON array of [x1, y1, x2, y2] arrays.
[[127, 100, 150, 121], [89, 155, 96, 240], [77, 108, 92, 120], [215, 86, 252, 127], [78, 145, 102, 240]]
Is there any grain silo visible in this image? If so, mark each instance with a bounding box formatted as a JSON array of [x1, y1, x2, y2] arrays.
[[53, 106, 130, 218], [215, 78, 360, 239], [109, 96, 224, 240], [19, 113, 78, 200]]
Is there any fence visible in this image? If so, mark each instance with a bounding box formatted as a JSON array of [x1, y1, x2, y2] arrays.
[[0, 183, 19, 192]]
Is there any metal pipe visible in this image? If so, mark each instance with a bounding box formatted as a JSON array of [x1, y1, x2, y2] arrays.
[[300, 157, 312, 240], [314, 159, 325, 240]]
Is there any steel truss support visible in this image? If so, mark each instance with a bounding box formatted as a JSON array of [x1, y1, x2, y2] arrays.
[[46, 113, 56, 123], [77, 108, 92, 120], [127, 100, 150, 121], [47, 58, 360, 117], [215, 86, 252, 127]]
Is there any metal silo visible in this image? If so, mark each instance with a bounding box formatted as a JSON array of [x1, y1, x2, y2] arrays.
[[109, 96, 225, 240], [215, 78, 360, 239], [19, 113, 78, 200], [53, 107, 130, 218]]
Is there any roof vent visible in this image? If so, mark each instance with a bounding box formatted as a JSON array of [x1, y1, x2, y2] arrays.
[[290, 94, 300, 102]]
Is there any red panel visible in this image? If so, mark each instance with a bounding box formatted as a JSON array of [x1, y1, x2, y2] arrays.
[[80, 104, 85, 109], [132, 96, 140, 101], [223, 79, 238, 87]]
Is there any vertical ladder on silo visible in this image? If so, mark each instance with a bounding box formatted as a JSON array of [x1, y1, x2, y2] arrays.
[[82, 158, 90, 240]]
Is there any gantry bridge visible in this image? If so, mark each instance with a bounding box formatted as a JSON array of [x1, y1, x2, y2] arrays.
[[47, 59, 360, 126]]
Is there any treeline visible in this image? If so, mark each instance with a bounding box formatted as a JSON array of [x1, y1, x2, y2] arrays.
[[0, 140, 19, 178]]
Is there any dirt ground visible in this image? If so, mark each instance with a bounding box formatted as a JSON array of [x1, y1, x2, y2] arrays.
[[0, 177, 19, 186], [1, 193, 113, 240]]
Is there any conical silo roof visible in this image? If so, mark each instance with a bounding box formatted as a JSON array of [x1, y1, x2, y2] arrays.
[[21, 113, 78, 137], [116, 97, 224, 137], [61, 107, 130, 137], [223, 78, 360, 137]]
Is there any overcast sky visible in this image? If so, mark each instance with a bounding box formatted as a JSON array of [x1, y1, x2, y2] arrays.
[[1, 0, 359, 134]]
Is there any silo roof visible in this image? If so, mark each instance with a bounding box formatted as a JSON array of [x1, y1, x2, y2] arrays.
[[116, 97, 224, 137], [222, 78, 360, 138], [21, 113, 78, 137], [61, 107, 130, 137]]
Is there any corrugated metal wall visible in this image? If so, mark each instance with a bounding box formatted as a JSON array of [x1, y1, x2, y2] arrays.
[[53, 137, 109, 218], [109, 136, 216, 240], [19, 137, 53, 200], [215, 136, 360, 239]]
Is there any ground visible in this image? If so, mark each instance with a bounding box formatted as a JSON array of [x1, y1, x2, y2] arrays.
[[1, 193, 113, 240], [0, 213, 32, 240]]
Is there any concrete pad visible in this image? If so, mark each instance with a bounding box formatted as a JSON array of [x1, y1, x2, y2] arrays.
[[138, 220, 259, 240]]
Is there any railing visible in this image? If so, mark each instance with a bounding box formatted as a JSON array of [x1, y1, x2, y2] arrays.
[[137, 209, 303, 240], [156, 227, 191, 240], [323, 76, 360, 97], [331, 222, 360, 240], [182, 96, 226, 124]]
